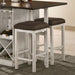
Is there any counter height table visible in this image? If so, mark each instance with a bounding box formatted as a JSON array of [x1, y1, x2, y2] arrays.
[[0, 1, 67, 22], [0, 1, 67, 66]]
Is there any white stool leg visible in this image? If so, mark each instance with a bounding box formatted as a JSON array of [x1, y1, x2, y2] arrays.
[[36, 34, 39, 51], [44, 28, 49, 68], [32, 33, 36, 72], [27, 34, 32, 65], [50, 26, 54, 65], [61, 25, 65, 61], [15, 29, 18, 69], [36, 34, 39, 62]]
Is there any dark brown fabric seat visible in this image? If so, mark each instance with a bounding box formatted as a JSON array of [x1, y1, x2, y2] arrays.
[[14, 21, 49, 30], [35, 17, 65, 26]]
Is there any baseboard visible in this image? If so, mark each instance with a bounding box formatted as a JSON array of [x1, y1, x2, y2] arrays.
[[55, 26, 75, 32]]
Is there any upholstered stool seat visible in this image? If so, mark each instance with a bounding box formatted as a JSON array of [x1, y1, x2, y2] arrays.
[[14, 21, 49, 30], [14, 21, 49, 72], [35, 17, 65, 65], [35, 17, 65, 25]]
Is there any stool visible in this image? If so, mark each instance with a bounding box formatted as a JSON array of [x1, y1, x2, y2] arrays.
[[35, 17, 65, 65], [14, 21, 49, 72]]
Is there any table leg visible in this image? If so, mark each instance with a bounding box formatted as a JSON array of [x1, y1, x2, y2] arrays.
[[44, 8, 48, 23], [11, 9, 15, 61], [44, 8, 54, 65], [50, 26, 54, 65], [29, 10, 34, 21], [27, 10, 35, 64]]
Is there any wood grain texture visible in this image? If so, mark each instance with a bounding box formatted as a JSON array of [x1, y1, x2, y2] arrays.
[[0, 1, 67, 10]]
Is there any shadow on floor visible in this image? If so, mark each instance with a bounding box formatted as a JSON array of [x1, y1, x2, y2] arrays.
[[0, 54, 75, 75]]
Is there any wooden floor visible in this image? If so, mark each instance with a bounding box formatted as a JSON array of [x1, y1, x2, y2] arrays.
[[0, 54, 75, 75]]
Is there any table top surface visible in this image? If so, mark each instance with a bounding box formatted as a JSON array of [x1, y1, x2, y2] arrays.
[[0, 1, 67, 10]]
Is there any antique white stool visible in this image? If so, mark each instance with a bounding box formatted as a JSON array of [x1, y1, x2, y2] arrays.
[[14, 21, 49, 72], [35, 17, 65, 65]]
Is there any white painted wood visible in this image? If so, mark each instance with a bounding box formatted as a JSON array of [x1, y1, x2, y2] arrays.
[[37, 23, 65, 65], [0, 9, 15, 66], [61, 24, 65, 61], [38, 44, 44, 47], [27, 34, 31, 65], [50, 26, 54, 65], [36, 52, 46, 57], [18, 58, 32, 62], [44, 28, 49, 68], [36, 34, 39, 51], [49, 24, 65, 65], [18, 49, 29, 54], [0, 58, 14, 67], [32, 32, 36, 72], [15, 29, 18, 69], [49, 46, 63, 51], [46, 28, 49, 68], [28, 10, 34, 64], [44, 8, 48, 23], [0, 39, 14, 61], [15, 28, 47, 33], [11, 9, 15, 61], [37, 9, 49, 67], [26, 10, 30, 21], [0, 35, 13, 40], [29, 10, 34, 21], [14, 27, 49, 72], [0, 9, 39, 32], [0, 8, 40, 67]]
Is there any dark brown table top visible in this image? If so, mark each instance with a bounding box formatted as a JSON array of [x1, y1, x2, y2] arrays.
[[0, 1, 67, 10]]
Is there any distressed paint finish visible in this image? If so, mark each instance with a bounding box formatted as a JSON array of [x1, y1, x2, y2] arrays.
[[0, 9, 39, 32]]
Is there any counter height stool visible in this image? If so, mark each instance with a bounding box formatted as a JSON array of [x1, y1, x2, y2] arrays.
[[35, 17, 65, 65], [14, 21, 49, 72]]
